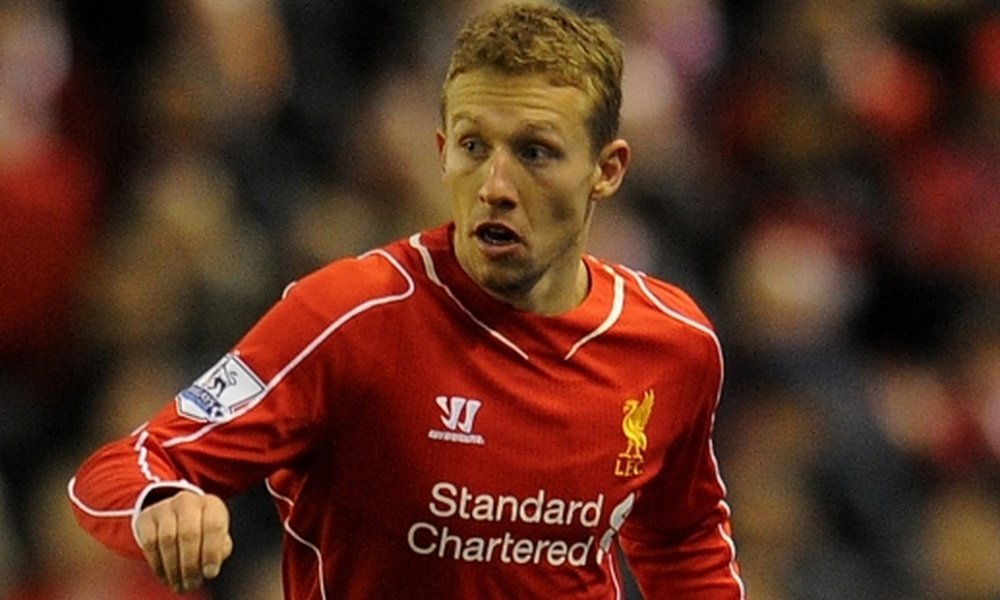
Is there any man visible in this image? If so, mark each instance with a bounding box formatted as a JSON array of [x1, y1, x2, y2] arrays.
[[69, 3, 745, 598]]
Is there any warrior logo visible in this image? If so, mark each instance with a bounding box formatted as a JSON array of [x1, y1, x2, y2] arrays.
[[428, 396, 485, 445], [615, 389, 655, 477]]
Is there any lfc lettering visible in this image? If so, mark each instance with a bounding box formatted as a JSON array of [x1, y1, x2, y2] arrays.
[[614, 453, 644, 477]]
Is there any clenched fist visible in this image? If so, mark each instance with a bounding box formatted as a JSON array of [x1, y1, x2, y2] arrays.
[[136, 490, 233, 594]]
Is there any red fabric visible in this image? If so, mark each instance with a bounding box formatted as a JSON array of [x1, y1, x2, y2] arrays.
[[71, 225, 743, 598]]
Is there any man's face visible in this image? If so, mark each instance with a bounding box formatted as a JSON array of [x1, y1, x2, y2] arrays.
[[437, 70, 628, 313]]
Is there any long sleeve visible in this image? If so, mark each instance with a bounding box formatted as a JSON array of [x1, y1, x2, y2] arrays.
[[68, 431, 211, 559], [620, 498, 743, 598], [68, 312, 328, 558], [618, 391, 744, 598], [617, 280, 745, 598], [68, 251, 405, 559]]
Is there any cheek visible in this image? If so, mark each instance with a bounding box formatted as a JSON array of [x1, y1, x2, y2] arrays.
[[445, 172, 485, 218], [547, 198, 580, 223], [543, 181, 592, 224], [443, 159, 481, 190], [442, 169, 470, 198]]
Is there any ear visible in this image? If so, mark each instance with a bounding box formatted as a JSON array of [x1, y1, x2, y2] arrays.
[[435, 128, 448, 175], [590, 139, 630, 201]]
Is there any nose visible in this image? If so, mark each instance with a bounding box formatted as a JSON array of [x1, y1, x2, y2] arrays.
[[478, 149, 518, 209]]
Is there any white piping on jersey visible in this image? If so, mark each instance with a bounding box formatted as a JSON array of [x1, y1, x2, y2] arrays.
[[409, 234, 627, 362], [623, 266, 731, 490], [621, 265, 746, 598], [71, 250, 414, 540], [266, 478, 328, 600], [607, 539, 623, 600], [133, 429, 160, 483], [620, 266, 719, 342], [409, 233, 530, 361], [563, 262, 624, 361], [66, 429, 171, 521], [66, 477, 133, 518], [717, 501, 747, 599], [159, 249, 416, 449], [68, 474, 207, 554], [67, 436, 204, 526]]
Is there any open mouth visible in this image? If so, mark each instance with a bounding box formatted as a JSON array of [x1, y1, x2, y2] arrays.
[[475, 223, 521, 246]]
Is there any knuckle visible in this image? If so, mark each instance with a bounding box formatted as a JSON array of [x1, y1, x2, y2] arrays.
[[170, 490, 198, 508], [201, 513, 227, 534], [181, 558, 203, 576], [159, 530, 178, 546], [177, 526, 202, 545], [141, 537, 161, 553]]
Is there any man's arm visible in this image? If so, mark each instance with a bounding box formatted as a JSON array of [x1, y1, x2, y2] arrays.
[[68, 251, 412, 591], [67, 422, 246, 593], [619, 499, 743, 598], [68, 356, 322, 596], [67, 428, 221, 560], [617, 292, 745, 598], [617, 374, 745, 598], [67, 283, 333, 585]]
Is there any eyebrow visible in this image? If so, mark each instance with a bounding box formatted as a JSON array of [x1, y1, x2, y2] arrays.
[[450, 112, 563, 136], [449, 112, 479, 128]]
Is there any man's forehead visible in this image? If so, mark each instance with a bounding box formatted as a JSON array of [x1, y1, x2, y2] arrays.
[[443, 71, 594, 124]]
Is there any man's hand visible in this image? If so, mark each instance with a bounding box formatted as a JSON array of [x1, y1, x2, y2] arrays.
[[136, 490, 233, 594]]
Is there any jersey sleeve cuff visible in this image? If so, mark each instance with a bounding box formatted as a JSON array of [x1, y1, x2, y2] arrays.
[[130, 480, 206, 551]]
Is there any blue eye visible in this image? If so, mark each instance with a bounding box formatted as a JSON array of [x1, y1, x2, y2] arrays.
[[461, 139, 487, 158], [519, 144, 555, 163]]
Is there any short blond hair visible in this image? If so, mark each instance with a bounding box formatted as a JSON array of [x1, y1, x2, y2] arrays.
[[442, 2, 624, 153]]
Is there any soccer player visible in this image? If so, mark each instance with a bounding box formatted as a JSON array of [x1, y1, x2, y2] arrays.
[[69, 3, 745, 598]]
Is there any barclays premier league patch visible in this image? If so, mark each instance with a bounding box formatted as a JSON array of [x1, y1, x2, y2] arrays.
[[176, 354, 265, 423]]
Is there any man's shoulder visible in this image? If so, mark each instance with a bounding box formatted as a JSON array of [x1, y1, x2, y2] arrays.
[[283, 236, 423, 315], [630, 272, 712, 330], [592, 259, 718, 345], [604, 264, 724, 379]]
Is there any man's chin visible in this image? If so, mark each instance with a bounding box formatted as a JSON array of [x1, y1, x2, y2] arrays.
[[473, 264, 537, 300]]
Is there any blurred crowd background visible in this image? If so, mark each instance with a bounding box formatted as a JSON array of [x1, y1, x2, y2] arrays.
[[0, 0, 997, 598]]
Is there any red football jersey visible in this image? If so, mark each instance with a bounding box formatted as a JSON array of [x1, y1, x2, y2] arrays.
[[69, 224, 744, 599]]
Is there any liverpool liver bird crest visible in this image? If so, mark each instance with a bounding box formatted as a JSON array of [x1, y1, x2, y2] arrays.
[[621, 389, 655, 459]]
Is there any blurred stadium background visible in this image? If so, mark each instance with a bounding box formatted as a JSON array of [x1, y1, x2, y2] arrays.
[[0, 0, 997, 598]]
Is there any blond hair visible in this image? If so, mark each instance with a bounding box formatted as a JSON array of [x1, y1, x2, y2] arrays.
[[442, 2, 624, 152]]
